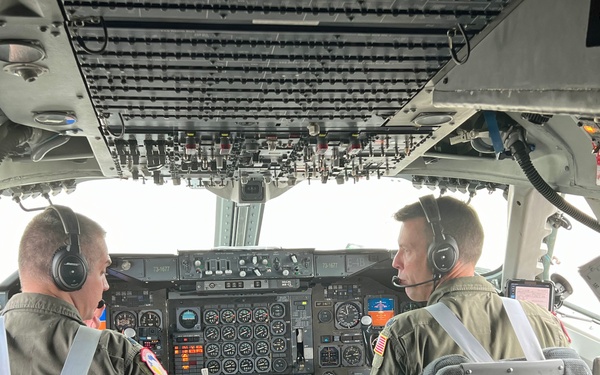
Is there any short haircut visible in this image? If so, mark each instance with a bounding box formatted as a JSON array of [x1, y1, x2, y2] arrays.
[[394, 196, 484, 265], [18, 207, 106, 283]]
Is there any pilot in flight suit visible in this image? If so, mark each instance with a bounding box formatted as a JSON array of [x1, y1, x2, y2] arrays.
[[2, 293, 159, 374], [370, 196, 569, 375], [369, 275, 569, 375], [0, 206, 168, 374]]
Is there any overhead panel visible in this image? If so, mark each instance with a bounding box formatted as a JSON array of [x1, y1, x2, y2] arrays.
[[58, 0, 512, 200]]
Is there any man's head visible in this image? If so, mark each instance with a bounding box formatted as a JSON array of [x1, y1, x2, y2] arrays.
[[18, 207, 111, 320], [392, 195, 484, 301]]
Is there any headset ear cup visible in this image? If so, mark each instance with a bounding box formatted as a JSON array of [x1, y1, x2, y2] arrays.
[[52, 246, 88, 292], [428, 235, 459, 275]]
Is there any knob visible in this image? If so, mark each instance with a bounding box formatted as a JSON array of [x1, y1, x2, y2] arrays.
[[123, 327, 136, 338], [239, 259, 246, 266], [252, 256, 258, 265], [194, 260, 202, 267], [290, 254, 298, 263], [282, 269, 290, 276], [261, 259, 268, 265], [239, 270, 247, 277], [254, 268, 262, 277]]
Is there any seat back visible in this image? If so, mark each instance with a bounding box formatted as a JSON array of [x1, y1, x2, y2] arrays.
[[422, 347, 592, 375]]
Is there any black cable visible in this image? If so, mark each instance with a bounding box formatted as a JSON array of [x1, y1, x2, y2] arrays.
[[75, 17, 108, 55], [447, 23, 470, 65], [510, 140, 600, 233]]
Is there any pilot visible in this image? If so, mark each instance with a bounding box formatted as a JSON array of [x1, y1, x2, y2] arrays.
[[0, 206, 168, 374], [370, 195, 570, 375]]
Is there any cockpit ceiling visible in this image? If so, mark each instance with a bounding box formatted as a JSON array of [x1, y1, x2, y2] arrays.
[[65, 0, 508, 133]]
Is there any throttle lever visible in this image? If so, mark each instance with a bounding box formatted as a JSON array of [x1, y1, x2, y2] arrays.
[[361, 315, 375, 366]]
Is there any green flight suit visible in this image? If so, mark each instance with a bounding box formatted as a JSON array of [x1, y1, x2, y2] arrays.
[[370, 275, 569, 375], [1, 293, 158, 375]]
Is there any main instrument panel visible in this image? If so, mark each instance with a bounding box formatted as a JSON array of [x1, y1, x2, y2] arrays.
[[103, 249, 419, 375]]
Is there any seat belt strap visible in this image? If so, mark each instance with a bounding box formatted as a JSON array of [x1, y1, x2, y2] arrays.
[[425, 303, 494, 362], [0, 316, 11, 375], [501, 297, 545, 361], [60, 325, 102, 375]]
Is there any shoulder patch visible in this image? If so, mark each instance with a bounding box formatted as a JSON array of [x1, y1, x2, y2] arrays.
[[140, 347, 168, 375], [374, 333, 388, 356]]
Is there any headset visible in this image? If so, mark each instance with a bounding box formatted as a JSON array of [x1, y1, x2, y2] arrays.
[[418, 195, 459, 278], [49, 205, 88, 292]]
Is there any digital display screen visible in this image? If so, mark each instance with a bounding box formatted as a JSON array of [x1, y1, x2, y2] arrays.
[[506, 280, 553, 311], [367, 297, 395, 327]]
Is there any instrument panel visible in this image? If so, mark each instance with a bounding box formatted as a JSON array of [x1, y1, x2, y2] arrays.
[[101, 249, 419, 375]]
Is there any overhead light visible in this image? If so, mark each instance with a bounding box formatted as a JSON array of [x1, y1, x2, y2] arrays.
[[412, 112, 455, 126], [33, 111, 77, 126], [0, 40, 45, 63], [3, 63, 48, 82]]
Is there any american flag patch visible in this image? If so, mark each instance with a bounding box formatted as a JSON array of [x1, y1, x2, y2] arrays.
[[374, 333, 388, 356]]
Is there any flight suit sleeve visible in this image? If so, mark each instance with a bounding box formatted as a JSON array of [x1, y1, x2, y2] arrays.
[[126, 338, 168, 375], [369, 325, 406, 375]]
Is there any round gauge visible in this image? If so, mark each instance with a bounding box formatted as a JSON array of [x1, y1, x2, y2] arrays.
[[270, 303, 285, 318], [238, 325, 253, 340], [206, 360, 220, 374], [253, 307, 269, 322], [221, 309, 236, 324], [272, 358, 288, 373], [205, 343, 220, 358], [140, 311, 161, 327], [238, 341, 253, 356], [237, 308, 252, 323], [335, 302, 361, 329], [204, 326, 220, 341], [255, 340, 269, 355], [114, 311, 137, 332], [178, 309, 199, 330], [271, 337, 286, 352], [270, 320, 286, 335], [221, 325, 236, 340], [319, 346, 340, 367], [254, 324, 269, 339], [222, 342, 237, 357], [343, 345, 362, 366], [204, 309, 219, 325], [222, 359, 237, 374], [255, 357, 270, 372], [318, 309, 333, 323], [239, 358, 254, 373]]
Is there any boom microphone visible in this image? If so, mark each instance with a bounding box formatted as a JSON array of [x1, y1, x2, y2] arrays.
[[391, 275, 439, 289]]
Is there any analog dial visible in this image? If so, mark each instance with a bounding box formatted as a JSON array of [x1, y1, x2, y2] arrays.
[[343, 345, 362, 366], [255, 340, 269, 355], [253, 307, 269, 322], [205, 343, 220, 358], [271, 337, 286, 352], [270, 303, 285, 318], [221, 309, 236, 324], [237, 308, 252, 323], [221, 325, 236, 340], [239, 358, 254, 373], [254, 324, 269, 339], [270, 320, 286, 335], [222, 359, 237, 374], [206, 360, 220, 374], [139, 311, 161, 327], [222, 342, 237, 356], [204, 309, 219, 325], [255, 357, 270, 372], [204, 326, 220, 341], [238, 325, 253, 340], [335, 302, 361, 329], [318, 309, 333, 323], [272, 358, 288, 373], [238, 341, 253, 356], [114, 311, 137, 332]]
